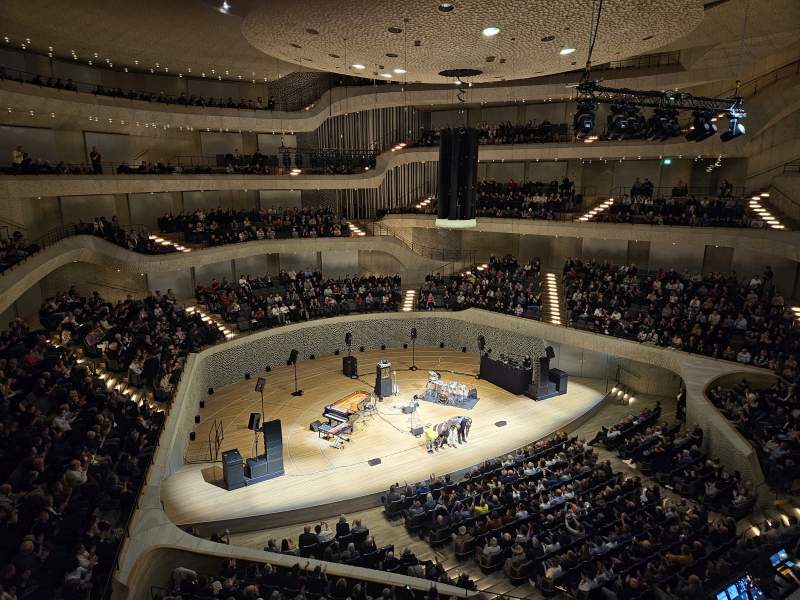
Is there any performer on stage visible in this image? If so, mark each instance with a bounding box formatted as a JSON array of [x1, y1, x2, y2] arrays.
[[458, 415, 472, 443]]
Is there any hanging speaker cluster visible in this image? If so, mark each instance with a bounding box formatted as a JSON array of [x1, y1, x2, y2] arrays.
[[436, 127, 479, 229]]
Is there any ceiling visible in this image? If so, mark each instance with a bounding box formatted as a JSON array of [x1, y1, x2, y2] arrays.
[[0, 0, 798, 87], [241, 0, 705, 84]]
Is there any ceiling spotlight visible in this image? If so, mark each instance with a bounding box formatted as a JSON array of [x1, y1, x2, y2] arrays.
[[482, 26, 500, 37], [720, 117, 745, 142], [351, 63, 365, 70], [573, 100, 596, 138], [220, 0, 231, 12], [559, 47, 576, 55], [393, 68, 407, 74], [380, 72, 392, 78]]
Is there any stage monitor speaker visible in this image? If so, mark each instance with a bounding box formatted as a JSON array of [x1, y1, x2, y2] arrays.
[[247, 412, 261, 431], [411, 426, 424, 436], [343, 355, 358, 377], [368, 458, 382, 466], [545, 345, 556, 359], [222, 448, 245, 490], [288, 349, 299, 365], [436, 127, 479, 228]]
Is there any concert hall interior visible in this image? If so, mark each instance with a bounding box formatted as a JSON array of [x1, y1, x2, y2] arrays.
[[2, 1, 800, 599]]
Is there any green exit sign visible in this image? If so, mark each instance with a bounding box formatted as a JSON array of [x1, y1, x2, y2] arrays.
[[662, 158, 672, 165]]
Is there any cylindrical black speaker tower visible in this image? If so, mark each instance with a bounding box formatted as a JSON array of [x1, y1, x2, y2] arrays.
[[411, 327, 417, 340], [437, 127, 479, 229], [288, 349, 299, 365]]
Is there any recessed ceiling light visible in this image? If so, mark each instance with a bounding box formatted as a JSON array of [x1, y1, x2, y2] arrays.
[[482, 26, 500, 37], [380, 72, 392, 78], [393, 68, 407, 74], [351, 63, 365, 70], [438, 3, 455, 12], [559, 47, 576, 55]]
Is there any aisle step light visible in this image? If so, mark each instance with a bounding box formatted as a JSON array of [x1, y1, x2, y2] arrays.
[[402, 289, 416, 312], [577, 198, 614, 222], [187, 306, 236, 340], [544, 272, 562, 325], [415, 196, 434, 210], [346, 221, 367, 237], [148, 234, 191, 252], [748, 194, 785, 230]]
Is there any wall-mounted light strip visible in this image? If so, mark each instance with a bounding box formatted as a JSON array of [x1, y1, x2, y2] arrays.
[[748, 194, 785, 230], [577, 198, 614, 222], [415, 196, 433, 210]]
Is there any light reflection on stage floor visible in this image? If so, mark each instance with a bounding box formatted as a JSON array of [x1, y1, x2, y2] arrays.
[[162, 348, 607, 529]]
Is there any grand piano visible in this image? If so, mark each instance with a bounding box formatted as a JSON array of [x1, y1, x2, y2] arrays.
[[318, 391, 370, 441]]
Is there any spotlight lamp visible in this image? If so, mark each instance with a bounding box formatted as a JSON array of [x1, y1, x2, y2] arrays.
[[720, 117, 745, 142], [573, 100, 597, 138], [685, 110, 717, 142]]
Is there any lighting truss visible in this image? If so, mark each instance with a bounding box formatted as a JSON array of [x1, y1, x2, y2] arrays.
[[575, 80, 746, 120]]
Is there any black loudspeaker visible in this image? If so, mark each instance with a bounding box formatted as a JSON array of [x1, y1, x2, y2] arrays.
[[247, 412, 261, 431], [263, 420, 285, 476], [245, 372, 251, 380], [549, 368, 569, 393], [478, 335, 486, 352], [255, 377, 265, 393], [546, 346, 556, 359], [411, 327, 417, 340], [411, 426, 424, 436], [246, 456, 268, 478], [345, 332, 353, 346], [368, 458, 382, 466], [194, 415, 200, 424], [222, 448, 245, 490], [189, 431, 196, 441], [288, 349, 299, 365], [199, 400, 205, 408], [343, 355, 358, 377], [437, 127, 479, 226], [375, 361, 393, 398], [208, 387, 214, 395]]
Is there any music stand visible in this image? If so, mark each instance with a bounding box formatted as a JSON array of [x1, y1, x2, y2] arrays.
[[288, 350, 303, 396]]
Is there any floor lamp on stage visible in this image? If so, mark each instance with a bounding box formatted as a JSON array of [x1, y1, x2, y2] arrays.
[[288, 349, 303, 396], [255, 377, 266, 457], [410, 327, 418, 371]]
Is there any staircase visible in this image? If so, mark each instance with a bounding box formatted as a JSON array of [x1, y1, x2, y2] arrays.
[[540, 271, 565, 325]]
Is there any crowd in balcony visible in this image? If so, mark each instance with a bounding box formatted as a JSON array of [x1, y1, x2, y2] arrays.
[[593, 179, 751, 227], [381, 426, 766, 599], [158, 207, 351, 246], [40, 287, 222, 399], [708, 379, 800, 491], [475, 178, 581, 218], [195, 270, 402, 331], [73, 217, 178, 254], [418, 255, 543, 319], [415, 121, 567, 147], [0, 313, 167, 599], [0, 230, 40, 273], [563, 259, 798, 376]]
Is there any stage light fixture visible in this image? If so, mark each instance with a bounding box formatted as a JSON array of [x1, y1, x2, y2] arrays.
[[573, 100, 596, 138], [607, 104, 642, 140], [720, 117, 745, 142], [685, 110, 717, 142]]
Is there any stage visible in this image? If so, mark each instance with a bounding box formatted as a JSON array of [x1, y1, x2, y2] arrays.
[[161, 348, 608, 531]]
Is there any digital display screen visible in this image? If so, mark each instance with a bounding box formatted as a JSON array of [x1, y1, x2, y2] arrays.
[[713, 574, 765, 600]]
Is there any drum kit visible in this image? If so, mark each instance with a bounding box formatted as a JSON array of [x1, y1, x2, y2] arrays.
[[425, 371, 469, 405]]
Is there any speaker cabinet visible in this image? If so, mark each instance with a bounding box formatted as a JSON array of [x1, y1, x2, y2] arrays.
[[222, 449, 245, 490], [342, 355, 358, 378], [247, 412, 261, 431]]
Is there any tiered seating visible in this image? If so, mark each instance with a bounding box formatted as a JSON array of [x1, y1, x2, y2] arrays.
[[418, 255, 542, 319], [709, 379, 800, 492], [563, 258, 798, 376], [196, 271, 402, 333], [0, 317, 165, 599], [159, 207, 350, 246]]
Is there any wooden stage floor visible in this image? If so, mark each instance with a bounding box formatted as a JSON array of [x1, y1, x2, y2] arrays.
[[162, 348, 607, 530]]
